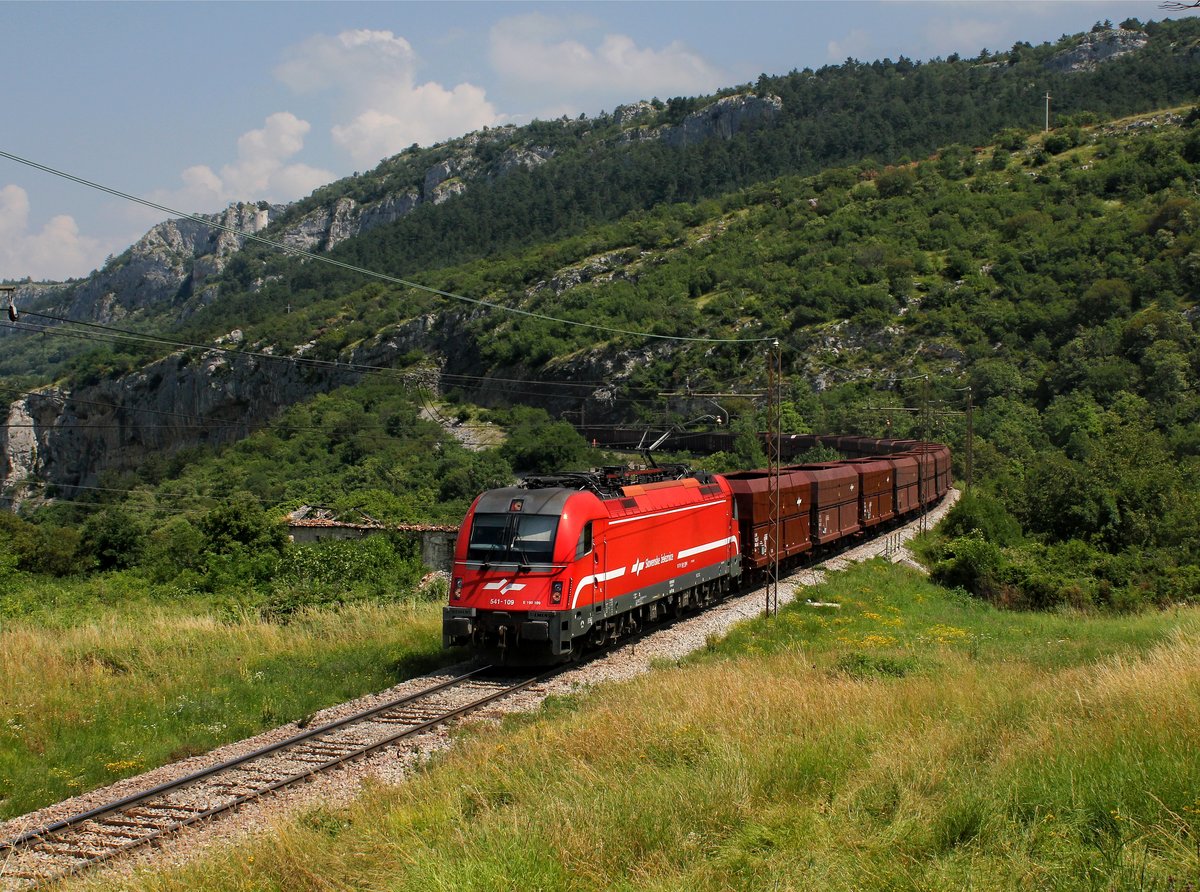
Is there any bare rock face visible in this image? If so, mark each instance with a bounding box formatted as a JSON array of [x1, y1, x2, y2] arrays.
[[0, 203, 281, 329], [0, 347, 368, 500], [424, 157, 466, 196], [664, 94, 784, 148], [358, 189, 420, 232], [617, 93, 784, 148], [613, 101, 656, 127], [279, 205, 335, 253], [1, 396, 45, 508], [1045, 28, 1148, 73], [494, 146, 553, 176]]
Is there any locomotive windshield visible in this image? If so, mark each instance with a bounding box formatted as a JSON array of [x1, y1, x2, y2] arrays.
[[467, 512, 559, 565]]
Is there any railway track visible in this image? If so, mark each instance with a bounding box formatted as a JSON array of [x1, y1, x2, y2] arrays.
[[0, 665, 554, 888]]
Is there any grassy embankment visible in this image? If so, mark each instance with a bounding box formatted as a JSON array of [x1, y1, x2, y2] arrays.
[[0, 579, 455, 821], [84, 559, 1200, 891]]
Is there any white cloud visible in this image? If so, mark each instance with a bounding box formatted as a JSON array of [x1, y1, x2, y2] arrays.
[[275, 29, 499, 167], [151, 112, 334, 214], [490, 14, 725, 108], [827, 28, 873, 62], [920, 18, 1006, 58], [0, 185, 116, 281]]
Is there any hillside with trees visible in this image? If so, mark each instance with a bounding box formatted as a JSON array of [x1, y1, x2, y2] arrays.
[[2, 17, 1198, 383], [0, 101, 1195, 619]]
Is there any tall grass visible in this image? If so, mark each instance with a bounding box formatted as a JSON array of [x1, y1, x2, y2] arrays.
[[0, 600, 453, 819], [85, 561, 1200, 891]]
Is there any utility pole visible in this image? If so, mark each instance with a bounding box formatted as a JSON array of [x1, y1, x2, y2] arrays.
[[1044, 91, 1052, 132], [921, 375, 931, 441], [2, 285, 16, 322], [965, 386, 974, 490], [765, 339, 783, 619]]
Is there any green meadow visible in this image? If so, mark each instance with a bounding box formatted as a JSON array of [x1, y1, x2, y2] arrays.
[[79, 560, 1199, 891]]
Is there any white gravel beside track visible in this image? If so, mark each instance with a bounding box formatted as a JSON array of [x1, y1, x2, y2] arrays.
[[0, 490, 958, 888]]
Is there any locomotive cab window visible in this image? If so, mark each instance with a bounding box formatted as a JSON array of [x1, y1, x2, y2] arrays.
[[574, 522, 593, 559], [467, 512, 559, 565]]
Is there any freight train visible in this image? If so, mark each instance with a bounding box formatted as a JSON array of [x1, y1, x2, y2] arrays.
[[443, 437, 951, 663]]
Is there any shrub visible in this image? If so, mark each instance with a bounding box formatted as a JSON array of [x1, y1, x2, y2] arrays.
[[931, 531, 1005, 596], [0, 514, 85, 576], [261, 535, 424, 619], [143, 517, 207, 582], [940, 490, 1023, 547], [76, 507, 146, 571], [875, 167, 917, 198], [198, 499, 288, 557], [499, 407, 590, 474]]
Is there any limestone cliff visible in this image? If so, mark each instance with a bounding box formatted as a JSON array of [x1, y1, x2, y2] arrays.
[[664, 94, 784, 148], [618, 92, 783, 146], [1045, 28, 1149, 73]]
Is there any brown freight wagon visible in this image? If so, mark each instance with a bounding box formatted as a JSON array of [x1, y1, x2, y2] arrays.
[[831, 435, 870, 458], [843, 457, 896, 527], [785, 463, 861, 544], [910, 444, 951, 501], [888, 454, 921, 515], [909, 449, 938, 506], [883, 439, 920, 454], [931, 444, 953, 496], [723, 469, 814, 570]]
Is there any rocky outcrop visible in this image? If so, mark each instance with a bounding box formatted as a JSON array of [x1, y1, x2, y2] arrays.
[[526, 251, 636, 298], [424, 157, 466, 196], [358, 189, 421, 231], [0, 347, 365, 500], [277, 193, 416, 254], [70, 203, 277, 319], [1, 396, 46, 508], [613, 101, 656, 127], [664, 94, 784, 148], [619, 93, 784, 147], [0, 203, 282, 334], [494, 145, 553, 177], [1045, 28, 1149, 73]]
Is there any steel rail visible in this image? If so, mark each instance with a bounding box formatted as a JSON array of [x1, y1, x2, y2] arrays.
[[1, 665, 561, 887], [4, 666, 559, 887], [0, 664, 496, 854]]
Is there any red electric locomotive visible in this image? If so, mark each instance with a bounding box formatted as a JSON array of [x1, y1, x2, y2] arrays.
[[443, 465, 740, 662], [445, 438, 952, 663]]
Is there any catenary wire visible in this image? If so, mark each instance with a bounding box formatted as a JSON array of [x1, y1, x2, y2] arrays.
[[3, 316, 674, 402], [0, 148, 776, 345], [0, 317, 697, 412]]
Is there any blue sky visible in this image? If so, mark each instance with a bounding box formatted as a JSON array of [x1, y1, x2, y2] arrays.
[[1, 1, 1191, 281]]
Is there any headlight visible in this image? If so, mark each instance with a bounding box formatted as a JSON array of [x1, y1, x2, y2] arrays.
[[452, 577, 464, 601], [551, 581, 563, 604]]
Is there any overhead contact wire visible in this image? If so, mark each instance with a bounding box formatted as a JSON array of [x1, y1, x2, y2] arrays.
[[0, 149, 775, 345]]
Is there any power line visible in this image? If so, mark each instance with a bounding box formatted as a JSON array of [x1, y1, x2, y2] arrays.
[[12, 313, 419, 382], [0, 148, 775, 346], [3, 316, 667, 405]]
